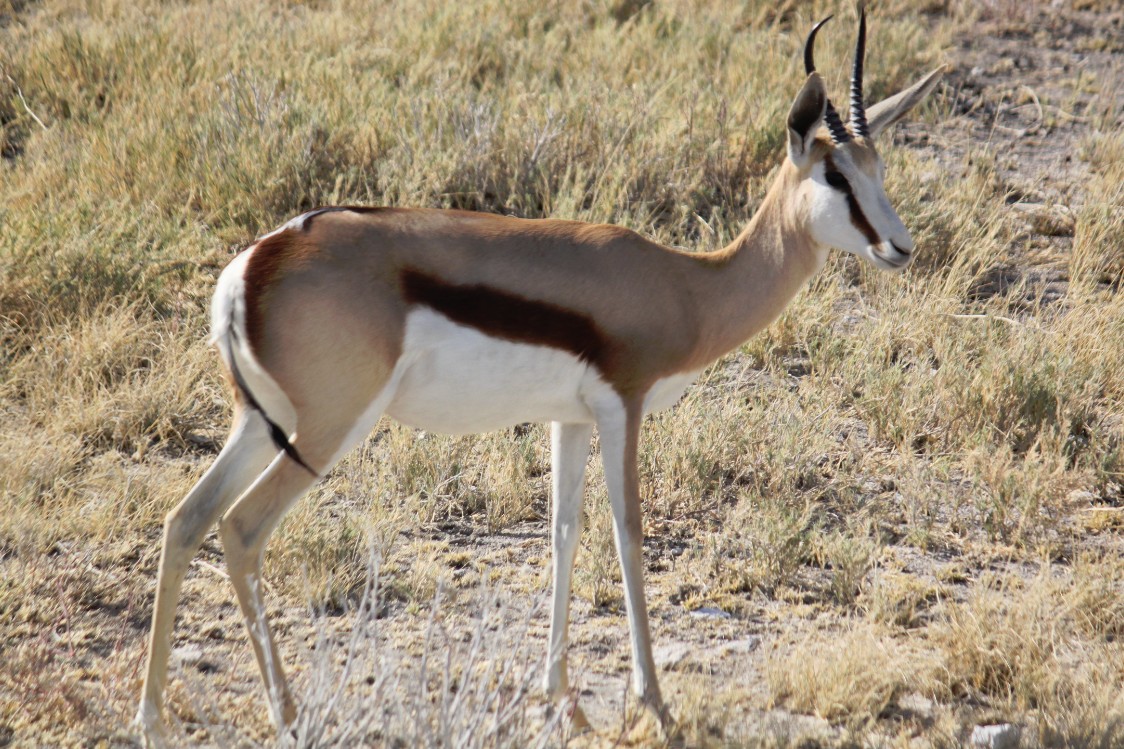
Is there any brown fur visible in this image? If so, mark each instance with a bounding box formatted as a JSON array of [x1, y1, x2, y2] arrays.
[[238, 163, 822, 400], [242, 231, 303, 361]]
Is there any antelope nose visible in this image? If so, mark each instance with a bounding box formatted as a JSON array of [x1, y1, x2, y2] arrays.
[[891, 235, 915, 255]]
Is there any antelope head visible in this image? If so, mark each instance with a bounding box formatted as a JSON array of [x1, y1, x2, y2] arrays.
[[785, 10, 946, 271]]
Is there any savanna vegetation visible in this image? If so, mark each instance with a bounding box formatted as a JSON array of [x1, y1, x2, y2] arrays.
[[1, 0, 1121, 746]]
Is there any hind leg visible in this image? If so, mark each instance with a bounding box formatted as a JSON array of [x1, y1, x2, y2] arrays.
[[219, 454, 320, 728], [136, 409, 278, 734], [217, 389, 392, 730]]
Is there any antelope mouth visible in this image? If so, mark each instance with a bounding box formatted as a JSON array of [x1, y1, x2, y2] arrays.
[[872, 242, 913, 270]]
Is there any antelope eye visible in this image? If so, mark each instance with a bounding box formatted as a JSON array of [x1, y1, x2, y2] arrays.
[[824, 170, 848, 190]]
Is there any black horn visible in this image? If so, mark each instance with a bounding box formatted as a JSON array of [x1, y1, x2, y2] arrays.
[[803, 15, 851, 144], [849, 6, 870, 138]]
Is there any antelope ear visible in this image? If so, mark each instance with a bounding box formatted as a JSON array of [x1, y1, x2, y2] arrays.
[[787, 73, 827, 168], [865, 65, 947, 138]]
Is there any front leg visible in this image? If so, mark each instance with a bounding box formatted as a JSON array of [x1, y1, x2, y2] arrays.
[[544, 421, 595, 727], [592, 398, 670, 728]]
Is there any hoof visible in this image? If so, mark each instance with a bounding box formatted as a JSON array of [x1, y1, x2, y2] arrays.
[[133, 702, 167, 748], [546, 697, 593, 734], [642, 696, 679, 741], [272, 697, 299, 737], [569, 703, 592, 732]]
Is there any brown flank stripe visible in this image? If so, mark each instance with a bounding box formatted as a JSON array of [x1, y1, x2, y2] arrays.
[[399, 268, 609, 367]]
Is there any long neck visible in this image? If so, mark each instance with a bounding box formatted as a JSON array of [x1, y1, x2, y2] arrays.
[[683, 161, 827, 366]]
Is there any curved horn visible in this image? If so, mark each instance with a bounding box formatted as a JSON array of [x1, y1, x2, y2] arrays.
[[803, 16, 851, 144], [849, 6, 870, 138], [803, 15, 832, 76]]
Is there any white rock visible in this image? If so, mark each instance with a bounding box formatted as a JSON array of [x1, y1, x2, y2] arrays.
[[707, 636, 760, 656], [654, 642, 691, 668], [970, 723, 1021, 749], [694, 637, 759, 672], [1066, 489, 1096, 504], [172, 644, 204, 665], [688, 606, 731, 619], [898, 692, 934, 719]]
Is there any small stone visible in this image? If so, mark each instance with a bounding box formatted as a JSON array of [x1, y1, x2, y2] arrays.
[[970, 723, 1021, 749], [1066, 489, 1096, 504], [172, 645, 204, 665], [898, 692, 934, 719], [1029, 209, 1075, 237], [696, 636, 761, 672], [654, 642, 691, 668], [707, 635, 759, 656], [688, 606, 731, 619]]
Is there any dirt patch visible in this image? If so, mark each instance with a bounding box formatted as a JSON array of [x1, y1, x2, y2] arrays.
[[899, 2, 1123, 304]]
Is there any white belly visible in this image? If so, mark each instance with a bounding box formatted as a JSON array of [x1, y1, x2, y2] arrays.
[[386, 309, 599, 434], [643, 368, 701, 414]]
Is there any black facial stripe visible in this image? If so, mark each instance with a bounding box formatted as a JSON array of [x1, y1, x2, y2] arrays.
[[824, 155, 881, 246], [845, 193, 881, 246], [825, 170, 848, 190]]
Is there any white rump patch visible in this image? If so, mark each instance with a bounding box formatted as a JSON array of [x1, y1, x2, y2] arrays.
[[210, 245, 299, 437]]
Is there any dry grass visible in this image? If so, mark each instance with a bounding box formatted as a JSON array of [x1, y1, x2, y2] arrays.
[[1, 0, 1123, 746], [168, 564, 570, 748]]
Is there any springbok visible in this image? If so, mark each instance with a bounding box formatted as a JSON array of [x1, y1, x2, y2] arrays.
[[136, 10, 944, 738]]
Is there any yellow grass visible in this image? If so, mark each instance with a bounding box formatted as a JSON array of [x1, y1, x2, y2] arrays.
[[1, 0, 1122, 746]]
